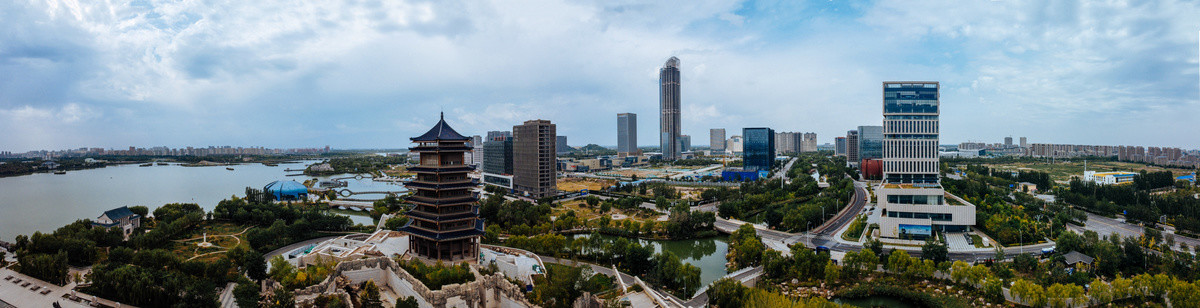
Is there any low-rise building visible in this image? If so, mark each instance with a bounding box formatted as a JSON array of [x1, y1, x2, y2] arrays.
[[91, 206, 141, 238], [1083, 171, 1137, 185], [283, 230, 409, 267]]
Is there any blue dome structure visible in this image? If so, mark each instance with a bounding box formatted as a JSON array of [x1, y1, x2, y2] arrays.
[[265, 180, 309, 201]]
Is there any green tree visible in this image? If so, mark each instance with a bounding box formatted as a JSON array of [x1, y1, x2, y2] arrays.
[[1013, 253, 1037, 273], [233, 280, 261, 308], [824, 260, 841, 285], [1088, 277, 1113, 305], [395, 296, 420, 308], [244, 250, 267, 281], [921, 238, 948, 263], [707, 278, 747, 308], [359, 280, 383, 308], [384, 216, 409, 230]]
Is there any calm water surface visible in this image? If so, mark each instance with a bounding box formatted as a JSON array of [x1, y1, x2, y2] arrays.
[[0, 161, 403, 241], [571, 233, 728, 296]]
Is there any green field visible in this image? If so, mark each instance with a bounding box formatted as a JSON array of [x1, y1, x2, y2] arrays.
[[966, 160, 1193, 183]]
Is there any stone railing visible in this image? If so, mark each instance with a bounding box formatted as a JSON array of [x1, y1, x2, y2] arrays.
[[294, 257, 537, 308]]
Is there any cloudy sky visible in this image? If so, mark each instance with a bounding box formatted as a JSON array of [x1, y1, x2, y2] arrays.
[[1, 0, 1198, 152]]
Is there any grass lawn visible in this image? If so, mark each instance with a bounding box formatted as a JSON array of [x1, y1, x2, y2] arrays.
[[971, 234, 989, 248], [167, 221, 254, 262], [980, 160, 1193, 183]]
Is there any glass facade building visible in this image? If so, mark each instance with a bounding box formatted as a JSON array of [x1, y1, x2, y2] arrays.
[[742, 127, 775, 172], [882, 82, 940, 184], [617, 113, 637, 155], [660, 57, 682, 160], [857, 125, 883, 161]]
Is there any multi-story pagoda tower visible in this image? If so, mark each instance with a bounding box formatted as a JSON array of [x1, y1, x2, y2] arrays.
[[398, 113, 483, 261]]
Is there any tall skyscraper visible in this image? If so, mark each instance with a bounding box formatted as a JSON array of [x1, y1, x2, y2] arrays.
[[556, 136, 571, 154], [680, 135, 691, 152], [1004, 136, 1014, 146], [468, 135, 484, 166], [514, 120, 557, 198], [399, 113, 482, 261], [617, 113, 638, 156], [1019, 137, 1027, 148], [877, 82, 974, 239], [743, 128, 775, 171], [857, 126, 883, 161], [835, 137, 847, 156], [486, 131, 512, 141], [710, 128, 726, 152], [846, 130, 860, 167], [660, 57, 682, 160]]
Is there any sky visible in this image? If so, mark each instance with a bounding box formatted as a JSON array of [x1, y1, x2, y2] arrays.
[[1, 0, 1198, 152]]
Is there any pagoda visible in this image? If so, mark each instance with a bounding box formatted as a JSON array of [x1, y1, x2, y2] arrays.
[[398, 113, 483, 261]]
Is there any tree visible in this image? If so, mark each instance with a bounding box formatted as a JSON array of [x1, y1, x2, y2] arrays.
[[1088, 277, 1113, 305], [707, 278, 747, 308], [921, 238, 949, 263], [359, 280, 383, 308], [233, 280, 261, 308], [1011, 279, 1046, 307], [384, 216, 409, 230], [824, 260, 841, 285], [1013, 253, 1037, 273], [244, 250, 267, 281], [128, 205, 150, 218], [395, 296, 420, 308], [267, 288, 295, 308]]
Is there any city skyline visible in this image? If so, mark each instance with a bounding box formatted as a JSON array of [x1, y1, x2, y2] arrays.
[[1, 1, 1198, 152]]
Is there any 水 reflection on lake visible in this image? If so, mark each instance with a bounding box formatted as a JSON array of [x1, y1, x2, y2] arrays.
[[569, 233, 728, 292]]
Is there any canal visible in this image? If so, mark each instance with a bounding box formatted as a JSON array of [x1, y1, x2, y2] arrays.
[[0, 160, 403, 241]]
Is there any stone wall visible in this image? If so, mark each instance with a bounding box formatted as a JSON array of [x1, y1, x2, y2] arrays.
[[295, 257, 537, 308]]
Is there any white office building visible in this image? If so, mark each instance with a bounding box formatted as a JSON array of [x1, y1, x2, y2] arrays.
[[877, 82, 976, 239]]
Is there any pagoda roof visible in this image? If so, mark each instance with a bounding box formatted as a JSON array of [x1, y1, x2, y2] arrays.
[[411, 113, 469, 142]]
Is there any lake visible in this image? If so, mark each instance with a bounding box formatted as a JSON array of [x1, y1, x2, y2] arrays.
[[570, 233, 729, 297], [0, 161, 405, 241]]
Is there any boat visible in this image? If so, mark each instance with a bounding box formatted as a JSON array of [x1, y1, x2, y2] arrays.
[[263, 162, 279, 167], [139, 163, 153, 167], [226, 167, 235, 171], [156, 162, 168, 166], [53, 170, 66, 175]]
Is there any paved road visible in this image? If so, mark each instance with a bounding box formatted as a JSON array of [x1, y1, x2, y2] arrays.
[[771, 157, 799, 181], [1078, 212, 1200, 253]]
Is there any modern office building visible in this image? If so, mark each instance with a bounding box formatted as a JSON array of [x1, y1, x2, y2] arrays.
[[710, 129, 726, 152], [486, 131, 512, 141], [1004, 136, 1014, 147], [556, 136, 571, 154], [743, 128, 775, 172], [399, 113, 483, 261], [617, 113, 638, 156], [680, 135, 691, 152], [801, 133, 818, 152], [857, 126, 883, 161], [877, 82, 974, 239], [727, 135, 744, 155], [514, 120, 557, 198], [1019, 137, 1027, 148], [482, 135, 514, 189], [835, 137, 847, 156], [775, 132, 802, 155], [846, 130, 859, 167], [659, 57, 682, 160]]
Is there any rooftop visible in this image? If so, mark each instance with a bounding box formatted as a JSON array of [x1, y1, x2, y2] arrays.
[[411, 113, 469, 142], [881, 183, 943, 189]]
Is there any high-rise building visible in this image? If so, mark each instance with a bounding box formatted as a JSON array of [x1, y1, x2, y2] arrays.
[[1019, 137, 1027, 148], [835, 137, 847, 156], [857, 126, 883, 161], [486, 131, 512, 141], [514, 120, 557, 198], [680, 135, 691, 152], [468, 135, 484, 166], [743, 128, 775, 171], [877, 82, 974, 239], [1004, 137, 1013, 146], [399, 113, 482, 261], [556, 136, 571, 154], [801, 133, 818, 152], [846, 130, 859, 167], [727, 135, 743, 154], [660, 57, 682, 160], [775, 132, 802, 155], [710, 129, 726, 152], [482, 136, 514, 189], [617, 113, 638, 156]]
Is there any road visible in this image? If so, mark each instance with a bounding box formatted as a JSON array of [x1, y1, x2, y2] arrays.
[[1077, 211, 1200, 253], [771, 157, 799, 181]]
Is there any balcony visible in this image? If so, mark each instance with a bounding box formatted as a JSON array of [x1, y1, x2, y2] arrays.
[[407, 165, 475, 173], [406, 194, 478, 205], [399, 220, 485, 242]]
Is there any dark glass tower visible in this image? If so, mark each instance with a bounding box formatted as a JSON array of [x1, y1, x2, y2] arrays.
[[399, 113, 483, 261], [743, 127, 775, 171], [660, 57, 681, 160]]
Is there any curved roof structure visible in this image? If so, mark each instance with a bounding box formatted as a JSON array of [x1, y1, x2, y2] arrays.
[[411, 112, 469, 142], [265, 180, 308, 200]]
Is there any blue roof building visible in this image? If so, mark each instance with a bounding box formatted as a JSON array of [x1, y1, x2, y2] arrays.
[[265, 180, 309, 201]]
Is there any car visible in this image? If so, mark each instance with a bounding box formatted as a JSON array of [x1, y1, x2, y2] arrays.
[[1041, 246, 1056, 255], [815, 246, 830, 253]]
